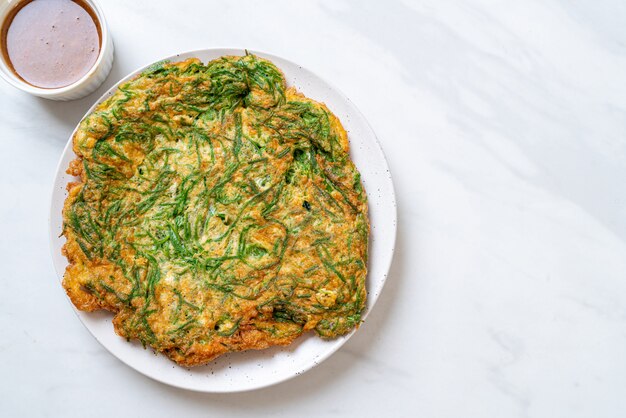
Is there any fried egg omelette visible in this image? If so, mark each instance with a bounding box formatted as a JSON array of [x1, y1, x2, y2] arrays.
[[62, 54, 369, 367]]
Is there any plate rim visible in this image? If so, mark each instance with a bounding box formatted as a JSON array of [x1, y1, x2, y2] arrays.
[[48, 47, 397, 393]]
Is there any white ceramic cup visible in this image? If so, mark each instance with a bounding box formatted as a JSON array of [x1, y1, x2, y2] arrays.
[[0, 0, 114, 101]]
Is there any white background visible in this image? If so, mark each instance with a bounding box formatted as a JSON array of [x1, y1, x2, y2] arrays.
[[1, 0, 626, 417]]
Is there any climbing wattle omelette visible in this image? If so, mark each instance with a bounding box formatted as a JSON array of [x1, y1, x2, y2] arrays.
[[62, 54, 369, 366]]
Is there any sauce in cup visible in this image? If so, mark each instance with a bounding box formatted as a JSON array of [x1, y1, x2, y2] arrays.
[[1, 0, 101, 89]]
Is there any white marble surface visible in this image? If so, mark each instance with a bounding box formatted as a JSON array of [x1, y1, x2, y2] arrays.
[[1, 0, 625, 416]]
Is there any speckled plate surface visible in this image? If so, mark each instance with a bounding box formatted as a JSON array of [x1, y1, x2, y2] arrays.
[[49, 48, 397, 393]]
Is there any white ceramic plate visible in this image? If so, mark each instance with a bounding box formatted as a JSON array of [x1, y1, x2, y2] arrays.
[[49, 48, 396, 393]]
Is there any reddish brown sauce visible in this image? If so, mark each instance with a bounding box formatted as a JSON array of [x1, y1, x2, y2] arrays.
[[1, 0, 101, 89]]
